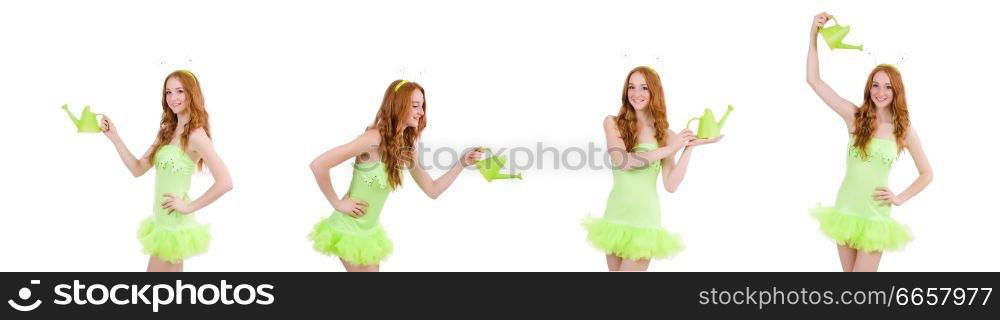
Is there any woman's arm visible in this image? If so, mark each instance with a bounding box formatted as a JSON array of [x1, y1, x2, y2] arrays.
[[806, 12, 858, 131], [101, 115, 154, 177], [873, 127, 933, 206], [161, 128, 233, 214], [661, 135, 722, 193], [661, 148, 689, 193], [308, 130, 378, 217], [408, 144, 483, 199], [604, 116, 693, 171]]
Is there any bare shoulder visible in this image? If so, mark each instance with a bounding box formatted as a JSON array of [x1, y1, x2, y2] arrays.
[[603, 115, 618, 130], [352, 128, 382, 162], [188, 127, 211, 145], [185, 128, 213, 162], [190, 127, 209, 137], [358, 128, 381, 146]]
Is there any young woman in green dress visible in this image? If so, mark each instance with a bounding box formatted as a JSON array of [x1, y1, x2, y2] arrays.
[[807, 12, 934, 272]]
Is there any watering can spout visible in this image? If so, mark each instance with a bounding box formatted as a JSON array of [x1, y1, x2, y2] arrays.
[[839, 43, 863, 51], [493, 173, 522, 181], [716, 105, 734, 129], [61, 104, 81, 129]]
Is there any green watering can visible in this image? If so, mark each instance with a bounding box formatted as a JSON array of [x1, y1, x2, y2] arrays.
[[686, 105, 733, 139], [62, 104, 104, 133], [475, 148, 522, 182], [819, 17, 863, 51]]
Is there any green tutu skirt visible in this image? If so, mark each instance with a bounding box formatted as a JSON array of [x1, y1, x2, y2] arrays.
[[811, 206, 911, 252], [583, 217, 683, 260], [309, 217, 393, 266], [137, 214, 210, 263]]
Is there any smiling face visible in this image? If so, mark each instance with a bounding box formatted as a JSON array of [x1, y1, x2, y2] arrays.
[[869, 71, 894, 109], [404, 89, 425, 128], [164, 77, 188, 114], [627, 71, 650, 111]]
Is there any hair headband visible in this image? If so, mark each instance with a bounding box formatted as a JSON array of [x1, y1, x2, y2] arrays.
[[394, 80, 408, 92]]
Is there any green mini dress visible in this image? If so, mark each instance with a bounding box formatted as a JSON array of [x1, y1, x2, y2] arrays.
[[812, 137, 912, 252], [584, 142, 684, 260]]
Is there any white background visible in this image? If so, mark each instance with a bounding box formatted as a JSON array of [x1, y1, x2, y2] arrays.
[[1, 0, 996, 271]]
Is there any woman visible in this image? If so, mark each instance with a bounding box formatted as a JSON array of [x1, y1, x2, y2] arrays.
[[309, 80, 483, 272], [101, 70, 233, 272], [806, 12, 933, 272], [583, 66, 722, 271]]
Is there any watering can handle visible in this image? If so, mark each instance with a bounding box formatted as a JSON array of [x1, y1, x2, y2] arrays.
[[477, 147, 491, 157], [825, 16, 839, 27], [686, 117, 700, 129], [474, 147, 491, 163]]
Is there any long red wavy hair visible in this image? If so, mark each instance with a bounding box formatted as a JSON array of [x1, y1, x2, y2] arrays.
[[369, 80, 426, 189], [616, 66, 669, 151], [853, 64, 909, 158], [150, 70, 211, 170]]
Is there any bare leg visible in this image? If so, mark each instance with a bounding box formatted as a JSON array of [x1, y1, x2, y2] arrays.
[[606, 254, 623, 272], [852, 251, 883, 272], [837, 245, 857, 272], [619, 258, 651, 272], [147, 256, 183, 272], [340, 258, 380, 272]]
